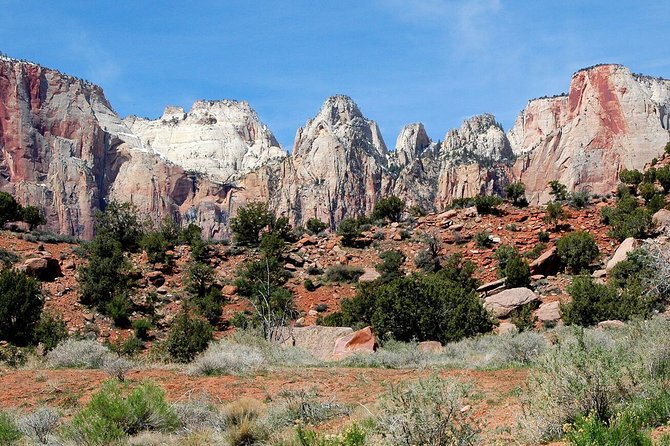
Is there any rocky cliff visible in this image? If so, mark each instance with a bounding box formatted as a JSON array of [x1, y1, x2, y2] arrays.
[[510, 64, 670, 203], [0, 56, 232, 238], [124, 100, 286, 182], [1, 55, 669, 238]]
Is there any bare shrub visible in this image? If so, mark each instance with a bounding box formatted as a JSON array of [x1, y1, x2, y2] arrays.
[[265, 389, 349, 429], [188, 340, 264, 376], [17, 407, 60, 444], [376, 376, 480, 445], [104, 356, 134, 381], [46, 339, 113, 369]]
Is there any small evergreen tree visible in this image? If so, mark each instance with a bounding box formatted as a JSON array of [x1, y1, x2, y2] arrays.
[[0, 192, 20, 226], [337, 218, 363, 247], [556, 231, 599, 272], [372, 195, 405, 222], [230, 201, 274, 246], [164, 309, 213, 363], [305, 218, 328, 234], [548, 180, 568, 201], [0, 269, 43, 345], [20, 205, 46, 230], [505, 181, 527, 207]]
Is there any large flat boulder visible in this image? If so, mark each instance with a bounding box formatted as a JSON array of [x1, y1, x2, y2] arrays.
[[606, 237, 639, 271], [484, 287, 539, 318], [536, 301, 561, 323], [653, 209, 670, 234], [332, 326, 377, 359], [529, 246, 559, 275], [278, 326, 353, 360]]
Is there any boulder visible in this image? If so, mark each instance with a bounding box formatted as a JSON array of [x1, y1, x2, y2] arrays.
[[358, 267, 381, 283], [529, 246, 559, 275], [418, 341, 443, 354], [278, 326, 354, 360], [536, 301, 561, 323], [222, 285, 238, 296], [477, 278, 506, 293], [484, 287, 539, 318], [332, 326, 377, 359], [496, 321, 518, 335], [606, 237, 638, 271], [653, 209, 670, 233], [23, 255, 62, 281], [597, 320, 626, 330], [146, 270, 165, 286]]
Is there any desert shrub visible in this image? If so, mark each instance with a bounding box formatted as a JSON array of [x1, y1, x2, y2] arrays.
[[323, 264, 364, 283], [510, 301, 538, 332], [543, 201, 567, 228], [0, 344, 27, 368], [65, 380, 178, 444], [376, 250, 406, 282], [414, 233, 441, 272], [473, 231, 492, 248], [601, 194, 653, 241], [306, 218, 328, 234], [0, 247, 19, 267], [133, 318, 152, 340], [0, 191, 21, 226], [647, 194, 666, 213], [336, 218, 363, 247], [568, 190, 591, 209], [189, 340, 264, 376], [409, 204, 427, 218], [505, 181, 527, 206], [556, 231, 599, 272], [340, 270, 491, 344], [78, 231, 134, 312], [293, 424, 368, 446], [34, 312, 68, 352], [230, 311, 251, 330], [619, 168, 644, 187], [0, 412, 21, 444], [494, 244, 517, 275], [639, 182, 658, 203], [139, 230, 170, 264], [473, 195, 502, 214], [20, 205, 46, 230], [548, 180, 568, 201], [194, 288, 225, 326], [375, 376, 480, 446], [373, 195, 405, 223], [505, 255, 531, 288], [0, 268, 43, 345], [656, 165, 670, 193], [223, 398, 269, 445], [47, 339, 113, 369], [259, 231, 286, 258], [303, 278, 317, 292], [94, 201, 145, 252], [17, 407, 60, 444], [230, 201, 274, 246], [561, 276, 654, 326], [521, 321, 670, 442], [116, 336, 143, 358], [164, 311, 213, 363], [524, 242, 547, 260], [107, 294, 132, 327], [266, 389, 349, 429]]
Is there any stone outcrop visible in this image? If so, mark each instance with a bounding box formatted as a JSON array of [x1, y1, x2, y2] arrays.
[[510, 64, 670, 203], [0, 56, 232, 239], [332, 326, 377, 359], [124, 100, 286, 182], [606, 237, 639, 271], [484, 287, 539, 318]]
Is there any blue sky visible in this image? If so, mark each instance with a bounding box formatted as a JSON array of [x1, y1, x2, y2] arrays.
[[1, 1, 668, 149]]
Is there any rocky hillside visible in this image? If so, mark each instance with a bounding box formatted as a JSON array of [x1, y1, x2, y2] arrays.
[[0, 55, 668, 238]]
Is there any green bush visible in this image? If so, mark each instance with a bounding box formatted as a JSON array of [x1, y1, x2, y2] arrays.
[[0, 248, 19, 268], [543, 201, 567, 228], [0, 192, 21, 226], [619, 168, 644, 186], [340, 265, 491, 344], [656, 165, 670, 193], [20, 205, 46, 230], [376, 250, 406, 282], [409, 204, 427, 218], [510, 302, 538, 332], [66, 380, 178, 444], [133, 318, 152, 340], [305, 218, 328, 234], [194, 288, 224, 326], [303, 278, 317, 292], [0, 269, 43, 345], [230, 201, 275, 246], [106, 295, 132, 327], [524, 243, 547, 261], [639, 182, 658, 202], [34, 312, 68, 352], [538, 231, 550, 242], [0, 412, 21, 444], [293, 424, 367, 446], [473, 231, 492, 248], [601, 195, 653, 241], [647, 194, 666, 214], [473, 195, 502, 215], [164, 310, 213, 363], [78, 232, 134, 312], [139, 230, 170, 264], [336, 218, 363, 247], [323, 265, 364, 283], [505, 181, 527, 206], [548, 180, 568, 201], [568, 190, 591, 209], [94, 201, 145, 253], [372, 195, 405, 223], [505, 254, 531, 288], [493, 245, 516, 275], [556, 231, 599, 272], [259, 231, 286, 258], [561, 276, 654, 326]]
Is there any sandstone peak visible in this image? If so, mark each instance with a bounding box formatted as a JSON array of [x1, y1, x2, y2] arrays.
[[314, 95, 365, 126], [441, 113, 513, 165], [392, 123, 431, 168]]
